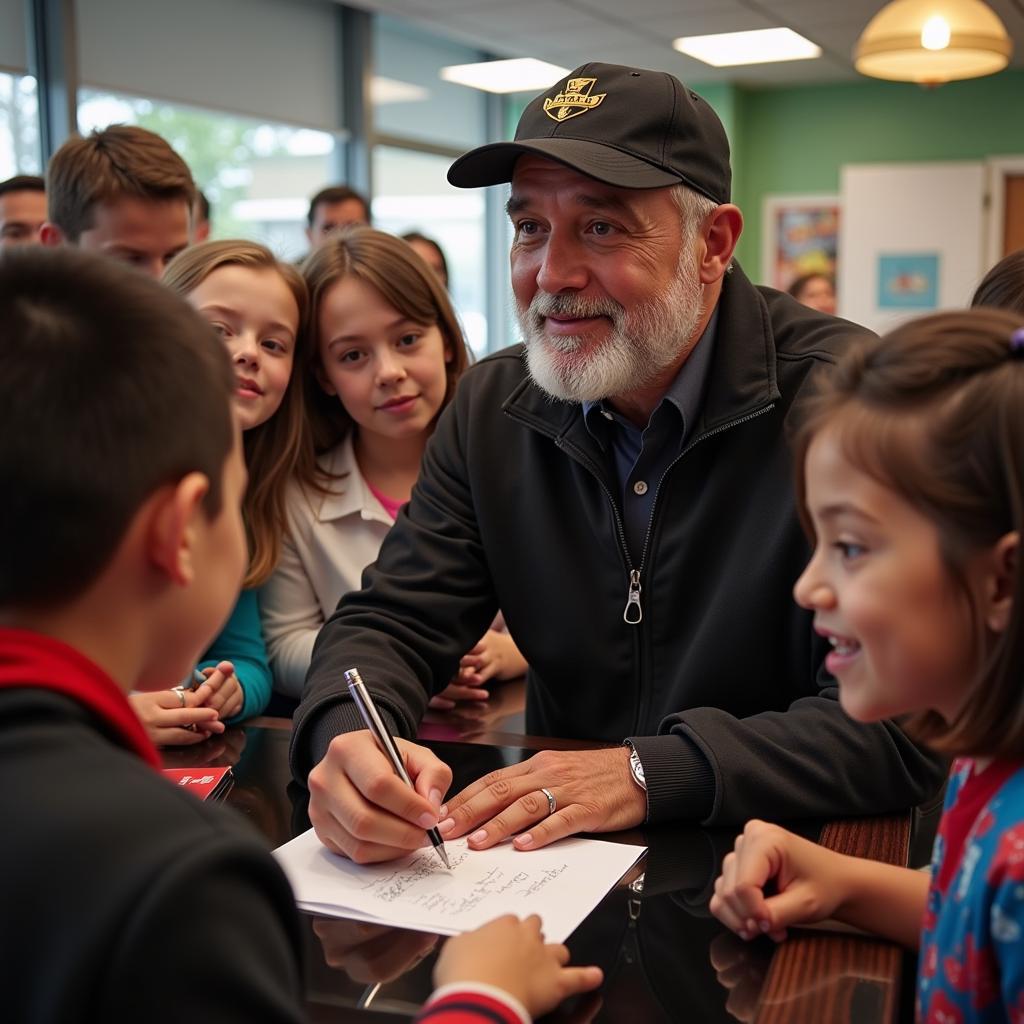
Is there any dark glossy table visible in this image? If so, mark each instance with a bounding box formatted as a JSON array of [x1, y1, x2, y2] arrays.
[[163, 683, 914, 1024]]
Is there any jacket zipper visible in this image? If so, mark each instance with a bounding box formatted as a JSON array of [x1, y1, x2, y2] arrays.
[[625, 402, 776, 625], [538, 401, 776, 733], [554, 402, 775, 629]]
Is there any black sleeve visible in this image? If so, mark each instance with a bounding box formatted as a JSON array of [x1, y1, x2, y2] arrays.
[[97, 838, 305, 1023], [647, 663, 947, 826], [289, 388, 499, 784]]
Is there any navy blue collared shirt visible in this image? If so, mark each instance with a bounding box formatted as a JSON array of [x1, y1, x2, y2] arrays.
[[582, 309, 718, 565]]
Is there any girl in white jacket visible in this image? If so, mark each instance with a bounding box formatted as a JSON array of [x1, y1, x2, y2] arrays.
[[262, 228, 526, 702]]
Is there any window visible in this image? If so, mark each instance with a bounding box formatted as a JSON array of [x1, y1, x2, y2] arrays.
[[77, 89, 337, 259], [0, 72, 41, 177], [374, 17, 486, 152], [373, 146, 488, 356]]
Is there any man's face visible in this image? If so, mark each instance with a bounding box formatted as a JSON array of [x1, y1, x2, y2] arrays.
[[0, 189, 47, 249], [75, 196, 191, 278], [307, 199, 369, 248], [508, 156, 705, 404]]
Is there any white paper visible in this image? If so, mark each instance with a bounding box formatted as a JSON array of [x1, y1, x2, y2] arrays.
[[273, 829, 645, 943]]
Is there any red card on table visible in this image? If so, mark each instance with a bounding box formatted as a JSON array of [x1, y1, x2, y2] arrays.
[[161, 766, 233, 801]]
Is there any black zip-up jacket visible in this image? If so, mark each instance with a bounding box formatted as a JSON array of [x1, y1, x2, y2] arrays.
[[291, 266, 946, 825]]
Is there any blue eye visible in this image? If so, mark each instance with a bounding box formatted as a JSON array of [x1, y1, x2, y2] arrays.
[[834, 541, 866, 560]]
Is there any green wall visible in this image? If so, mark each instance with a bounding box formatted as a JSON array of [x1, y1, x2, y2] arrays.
[[504, 69, 1024, 282], [695, 69, 1024, 281]]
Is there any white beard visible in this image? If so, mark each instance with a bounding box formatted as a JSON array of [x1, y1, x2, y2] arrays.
[[517, 248, 705, 404]]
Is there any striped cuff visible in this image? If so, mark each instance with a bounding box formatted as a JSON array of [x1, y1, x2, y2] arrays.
[[419, 983, 530, 1024]]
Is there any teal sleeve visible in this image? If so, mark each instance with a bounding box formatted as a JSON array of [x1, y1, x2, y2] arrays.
[[199, 589, 272, 722]]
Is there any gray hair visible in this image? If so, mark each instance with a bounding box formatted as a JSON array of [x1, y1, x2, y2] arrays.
[[669, 183, 718, 238]]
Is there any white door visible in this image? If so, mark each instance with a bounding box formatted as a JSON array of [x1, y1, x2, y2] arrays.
[[838, 161, 986, 333]]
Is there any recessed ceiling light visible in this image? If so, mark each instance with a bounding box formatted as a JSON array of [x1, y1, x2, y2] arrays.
[[440, 58, 570, 94], [673, 28, 822, 67], [371, 77, 429, 104]]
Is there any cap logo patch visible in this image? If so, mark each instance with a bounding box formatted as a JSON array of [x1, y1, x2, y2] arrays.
[[542, 77, 606, 123]]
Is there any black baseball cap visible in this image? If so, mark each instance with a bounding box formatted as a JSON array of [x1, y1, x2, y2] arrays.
[[447, 62, 731, 204]]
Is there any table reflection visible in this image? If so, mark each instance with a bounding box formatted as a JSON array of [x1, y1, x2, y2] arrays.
[[164, 724, 908, 1023]]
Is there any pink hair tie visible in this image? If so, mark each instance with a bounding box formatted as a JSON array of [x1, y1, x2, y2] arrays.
[[1011, 327, 1024, 356]]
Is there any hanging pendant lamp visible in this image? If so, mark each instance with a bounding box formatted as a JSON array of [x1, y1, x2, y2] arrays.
[[854, 0, 1013, 85]]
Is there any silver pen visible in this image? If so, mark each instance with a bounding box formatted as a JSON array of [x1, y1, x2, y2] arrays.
[[344, 667, 451, 870]]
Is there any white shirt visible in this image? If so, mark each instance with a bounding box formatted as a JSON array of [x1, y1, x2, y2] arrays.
[[261, 436, 393, 698]]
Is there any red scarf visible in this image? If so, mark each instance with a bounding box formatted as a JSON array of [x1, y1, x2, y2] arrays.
[[0, 627, 161, 769]]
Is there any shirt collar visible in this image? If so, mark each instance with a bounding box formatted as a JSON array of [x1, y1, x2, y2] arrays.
[[582, 305, 719, 448], [314, 435, 395, 526], [0, 627, 162, 768]]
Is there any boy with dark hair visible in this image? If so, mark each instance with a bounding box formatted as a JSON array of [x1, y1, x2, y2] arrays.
[[0, 247, 599, 1024], [0, 174, 47, 248], [0, 246, 304, 1023], [306, 183, 370, 249], [40, 124, 194, 278]]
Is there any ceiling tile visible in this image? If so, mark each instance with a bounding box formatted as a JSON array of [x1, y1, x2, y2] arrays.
[[346, 0, 1024, 85], [642, 9, 780, 37], [573, 0, 724, 16]]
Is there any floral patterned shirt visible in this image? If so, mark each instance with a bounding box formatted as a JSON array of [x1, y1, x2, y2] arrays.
[[918, 758, 1024, 1023]]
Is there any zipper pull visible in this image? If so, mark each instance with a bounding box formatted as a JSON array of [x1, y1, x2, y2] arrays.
[[623, 569, 643, 624]]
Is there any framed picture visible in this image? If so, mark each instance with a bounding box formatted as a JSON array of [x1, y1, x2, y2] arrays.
[[877, 253, 940, 309], [761, 194, 840, 292]]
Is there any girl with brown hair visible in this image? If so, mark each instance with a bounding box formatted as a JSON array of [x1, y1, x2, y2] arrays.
[[712, 308, 1024, 1023], [131, 240, 315, 742], [262, 227, 526, 704]]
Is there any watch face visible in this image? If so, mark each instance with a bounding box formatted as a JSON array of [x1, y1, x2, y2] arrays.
[[630, 750, 646, 788]]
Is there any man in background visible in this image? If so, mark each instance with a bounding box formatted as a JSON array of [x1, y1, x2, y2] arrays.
[[305, 184, 370, 250], [41, 124, 194, 278], [0, 175, 46, 249]]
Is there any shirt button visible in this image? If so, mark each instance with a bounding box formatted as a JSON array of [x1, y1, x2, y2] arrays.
[[633, 480, 648, 496]]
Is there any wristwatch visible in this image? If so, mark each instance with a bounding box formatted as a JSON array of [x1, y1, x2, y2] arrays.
[[624, 741, 647, 791]]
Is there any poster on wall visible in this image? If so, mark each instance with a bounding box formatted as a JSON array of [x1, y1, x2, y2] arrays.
[[876, 253, 940, 309], [761, 194, 840, 292]]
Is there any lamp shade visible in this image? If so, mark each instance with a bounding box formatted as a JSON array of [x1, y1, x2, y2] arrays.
[[855, 0, 1012, 84]]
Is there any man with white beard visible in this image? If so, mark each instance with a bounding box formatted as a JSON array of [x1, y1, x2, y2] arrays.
[[290, 64, 944, 864]]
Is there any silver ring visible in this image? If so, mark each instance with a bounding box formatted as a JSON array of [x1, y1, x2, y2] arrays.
[[172, 686, 187, 708], [540, 787, 556, 816], [183, 723, 197, 732]]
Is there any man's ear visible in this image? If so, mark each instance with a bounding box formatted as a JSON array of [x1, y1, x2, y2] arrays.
[[698, 204, 743, 285], [305, 226, 315, 247], [983, 531, 1018, 634], [146, 473, 211, 586], [39, 222, 65, 247]]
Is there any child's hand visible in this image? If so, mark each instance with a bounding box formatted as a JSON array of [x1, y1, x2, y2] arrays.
[[710, 820, 848, 942], [428, 678, 490, 710], [129, 687, 224, 747], [458, 629, 528, 686], [433, 915, 602, 1018], [195, 660, 244, 720]]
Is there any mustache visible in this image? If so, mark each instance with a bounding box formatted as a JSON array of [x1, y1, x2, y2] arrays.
[[525, 290, 625, 322]]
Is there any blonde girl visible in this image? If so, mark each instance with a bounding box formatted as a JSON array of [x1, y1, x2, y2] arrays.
[[131, 240, 314, 743], [711, 309, 1024, 1023], [262, 227, 526, 704]]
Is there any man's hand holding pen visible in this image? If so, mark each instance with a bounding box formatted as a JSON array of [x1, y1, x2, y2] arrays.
[[307, 734, 646, 864], [308, 730, 452, 865]]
